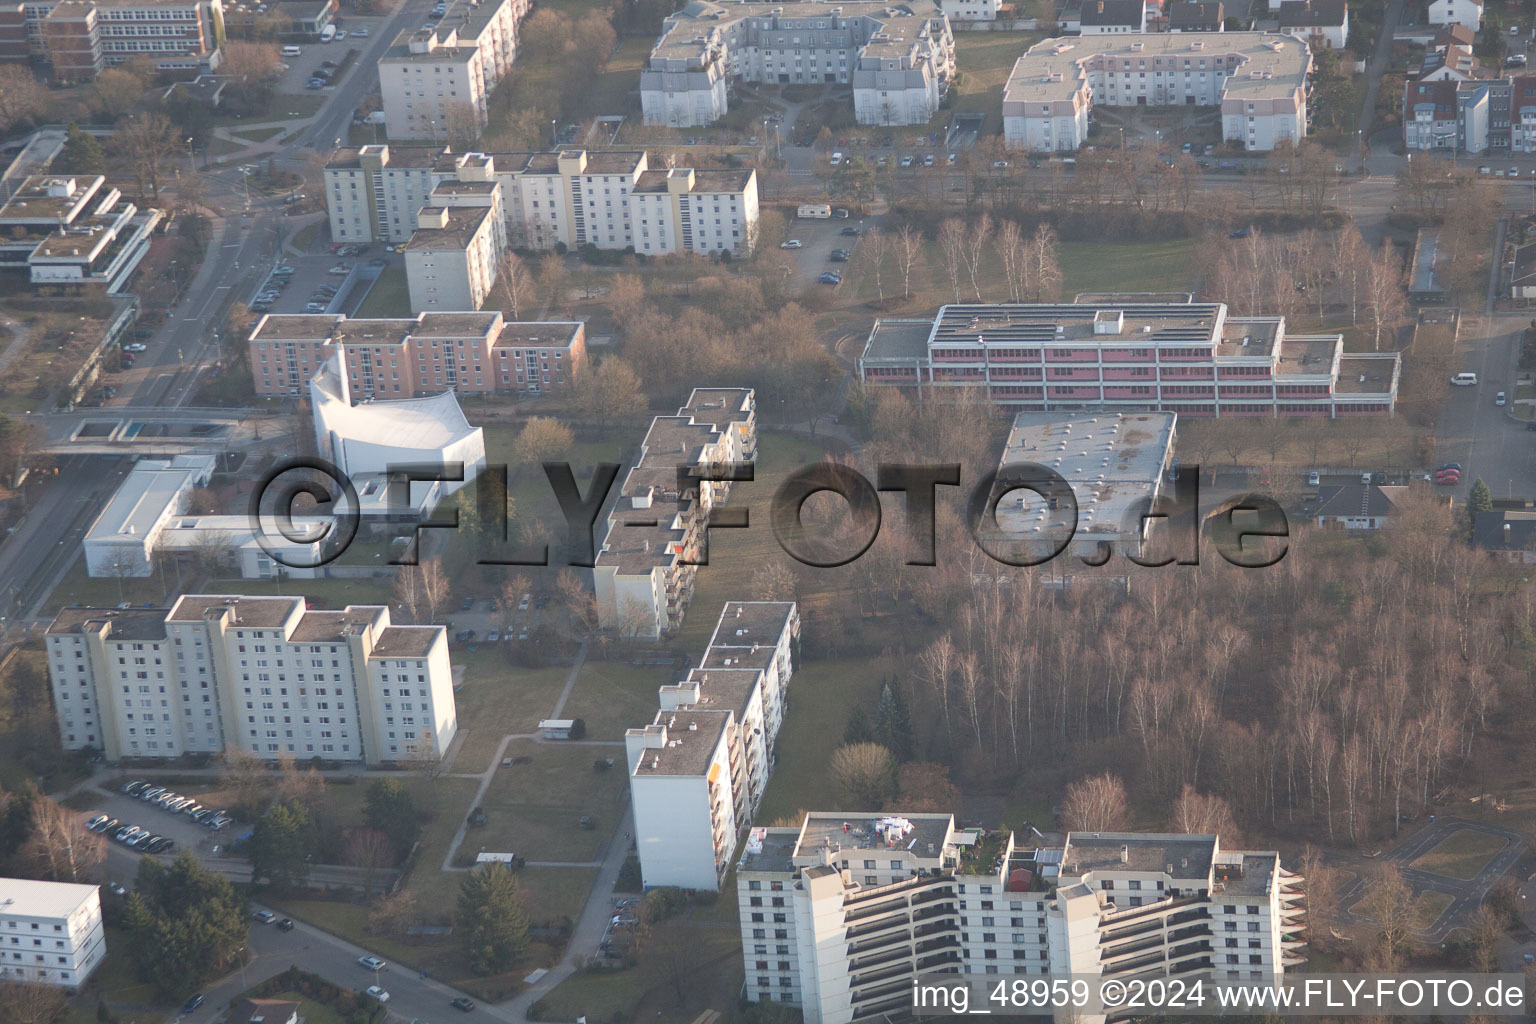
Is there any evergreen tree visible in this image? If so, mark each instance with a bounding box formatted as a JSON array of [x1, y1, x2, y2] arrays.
[[873, 678, 915, 762], [363, 777, 420, 859], [843, 705, 873, 745], [249, 801, 314, 889], [57, 123, 106, 175], [457, 863, 530, 975], [126, 852, 247, 998], [1468, 477, 1493, 533]]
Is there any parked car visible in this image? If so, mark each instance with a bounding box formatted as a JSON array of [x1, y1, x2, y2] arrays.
[[829, 249, 849, 262], [277, 918, 296, 932], [107, 882, 126, 896], [182, 995, 205, 1013], [779, 239, 802, 249], [366, 986, 390, 1003], [518, 593, 531, 611], [451, 997, 477, 1012], [253, 910, 277, 924], [899, 155, 914, 168], [1497, 391, 1507, 406], [86, 814, 108, 830], [1306, 471, 1320, 486], [122, 781, 147, 795], [93, 818, 119, 834], [358, 956, 387, 971], [818, 272, 842, 285]]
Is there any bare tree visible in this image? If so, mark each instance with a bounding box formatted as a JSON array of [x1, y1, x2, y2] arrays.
[[0, 66, 50, 133], [893, 225, 924, 301], [275, 752, 325, 810], [1169, 785, 1239, 841], [110, 113, 178, 199], [1365, 238, 1407, 351], [409, 729, 446, 782], [21, 797, 105, 883], [961, 213, 993, 302], [344, 827, 393, 897], [571, 356, 645, 432], [394, 564, 423, 623], [442, 100, 483, 148], [751, 562, 798, 602], [421, 556, 451, 623], [1330, 226, 1366, 325], [857, 228, 890, 307], [1026, 224, 1064, 302], [499, 251, 533, 318], [514, 416, 574, 468], [220, 747, 274, 816], [0, 980, 68, 1024], [1466, 904, 1504, 972], [830, 743, 897, 808], [368, 888, 418, 939], [937, 218, 966, 304], [1060, 771, 1129, 832], [1360, 862, 1417, 968], [994, 220, 1027, 302]]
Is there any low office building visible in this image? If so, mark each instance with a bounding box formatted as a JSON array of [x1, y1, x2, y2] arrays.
[[324, 145, 760, 256], [627, 601, 799, 890], [45, 594, 458, 763], [404, 205, 501, 312], [592, 389, 757, 638], [0, 878, 106, 988], [377, 0, 529, 141], [640, 0, 956, 129], [0, 0, 224, 81], [736, 817, 1305, 1024], [990, 412, 1175, 563], [249, 311, 586, 397], [0, 175, 161, 292], [857, 301, 1400, 417], [1002, 33, 1310, 153]]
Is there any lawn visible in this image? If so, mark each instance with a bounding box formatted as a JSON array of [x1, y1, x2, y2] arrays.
[[355, 265, 411, 318], [1413, 890, 1454, 932], [755, 656, 902, 824], [473, 737, 629, 862], [69, 925, 172, 1023], [672, 430, 843, 654], [1173, 416, 1423, 473], [533, 921, 743, 1024], [1409, 829, 1508, 881], [232, 125, 288, 143], [450, 652, 573, 773], [839, 236, 1198, 314], [46, 556, 171, 609], [949, 32, 1042, 136], [556, 659, 668, 741]]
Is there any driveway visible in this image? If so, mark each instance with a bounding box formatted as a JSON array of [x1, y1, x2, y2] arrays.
[[1434, 312, 1534, 500]]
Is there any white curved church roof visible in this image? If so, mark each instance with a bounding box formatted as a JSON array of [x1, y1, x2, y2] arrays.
[[311, 361, 478, 451]]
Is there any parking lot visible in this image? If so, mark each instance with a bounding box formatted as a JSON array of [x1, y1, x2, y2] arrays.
[[82, 783, 234, 856], [779, 214, 865, 288], [246, 246, 394, 316], [271, 17, 388, 99]]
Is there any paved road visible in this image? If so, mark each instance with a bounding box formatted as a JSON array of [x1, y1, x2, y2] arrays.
[[1434, 311, 1535, 502], [1337, 816, 1526, 942]]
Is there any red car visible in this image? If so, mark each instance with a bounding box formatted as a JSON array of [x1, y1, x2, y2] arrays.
[[1434, 470, 1461, 486]]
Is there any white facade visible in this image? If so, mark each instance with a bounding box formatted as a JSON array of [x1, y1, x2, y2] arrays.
[[0, 878, 105, 989], [82, 454, 216, 578], [737, 819, 1306, 1024], [640, 0, 956, 128], [403, 205, 501, 313], [941, 0, 1000, 20], [1428, 0, 1481, 28], [1003, 33, 1310, 153], [593, 389, 757, 639], [45, 595, 457, 765], [378, 0, 529, 142], [628, 602, 799, 891], [324, 147, 760, 257], [0, 175, 161, 292]]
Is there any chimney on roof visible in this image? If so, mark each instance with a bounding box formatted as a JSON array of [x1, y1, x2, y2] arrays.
[[1120, 844, 1129, 863]]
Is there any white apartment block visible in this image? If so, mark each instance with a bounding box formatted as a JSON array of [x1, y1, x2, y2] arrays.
[[640, 0, 956, 129], [593, 389, 757, 639], [45, 595, 457, 765], [1002, 33, 1309, 153], [737, 817, 1305, 1023], [404, 204, 501, 312], [939, 0, 999, 21], [0, 878, 105, 989], [325, 146, 760, 257], [628, 601, 800, 890], [378, 0, 529, 142]]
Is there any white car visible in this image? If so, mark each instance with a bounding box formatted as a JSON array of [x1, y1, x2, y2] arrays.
[[517, 593, 531, 611], [353, 26, 368, 36], [779, 239, 802, 249], [334, 29, 346, 38], [122, 343, 147, 353], [1497, 391, 1507, 406], [357, 956, 386, 971], [366, 986, 390, 1003], [1306, 471, 1320, 487], [829, 152, 843, 166]]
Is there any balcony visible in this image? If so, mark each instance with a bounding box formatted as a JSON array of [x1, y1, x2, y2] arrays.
[[1103, 935, 1166, 962], [1103, 918, 1164, 944], [849, 945, 913, 974], [850, 960, 916, 993]]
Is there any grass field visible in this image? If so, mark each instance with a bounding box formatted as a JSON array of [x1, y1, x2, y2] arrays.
[[355, 265, 411, 318], [47, 557, 169, 608], [1409, 829, 1508, 881], [556, 659, 667, 741], [1413, 890, 1454, 931], [473, 738, 628, 862], [450, 655, 573, 773], [949, 32, 1042, 136], [533, 922, 743, 1023]]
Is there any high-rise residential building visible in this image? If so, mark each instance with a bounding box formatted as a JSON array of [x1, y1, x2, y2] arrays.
[[0, 0, 224, 81], [858, 301, 1400, 417], [1002, 33, 1310, 153], [639, 0, 956, 128], [0, 878, 106, 988], [592, 389, 757, 639], [324, 146, 759, 256], [377, 0, 528, 142], [45, 595, 457, 765], [248, 311, 586, 398], [626, 601, 799, 890], [403, 205, 501, 312], [737, 815, 1305, 1023]]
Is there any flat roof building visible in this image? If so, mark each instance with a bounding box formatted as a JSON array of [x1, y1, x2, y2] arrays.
[[46, 596, 457, 764], [0, 175, 161, 292], [0, 0, 224, 81], [858, 301, 1399, 418], [377, 0, 529, 141], [0, 877, 106, 988]]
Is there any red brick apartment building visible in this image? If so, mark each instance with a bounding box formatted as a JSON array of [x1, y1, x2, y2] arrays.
[[248, 311, 586, 398], [0, 0, 223, 81]]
